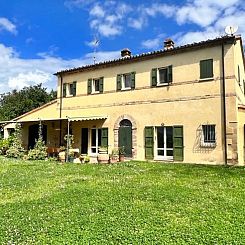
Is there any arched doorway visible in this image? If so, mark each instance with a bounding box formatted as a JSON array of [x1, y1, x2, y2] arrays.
[[119, 119, 132, 157], [28, 124, 47, 149]]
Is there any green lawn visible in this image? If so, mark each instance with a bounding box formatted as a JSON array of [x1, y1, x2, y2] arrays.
[[1, 158, 245, 244]]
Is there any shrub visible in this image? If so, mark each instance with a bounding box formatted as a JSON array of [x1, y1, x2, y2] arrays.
[[6, 123, 25, 159], [27, 122, 47, 160], [0, 137, 12, 155]]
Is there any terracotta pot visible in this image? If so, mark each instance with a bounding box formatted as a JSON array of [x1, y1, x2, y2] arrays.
[[110, 155, 119, 163], [119, 154, 125, 162], [97, 153, 109, 163]]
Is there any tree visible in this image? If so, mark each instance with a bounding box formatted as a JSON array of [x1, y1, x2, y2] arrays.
[[0, 84, 57, 121]]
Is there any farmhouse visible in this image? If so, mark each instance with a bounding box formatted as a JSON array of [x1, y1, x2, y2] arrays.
[[3, 35, 245, 165]]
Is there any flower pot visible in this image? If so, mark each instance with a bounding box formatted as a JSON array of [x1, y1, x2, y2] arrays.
[[110, 155, 119, 163], [97, 153, 109, 163], [119, 154, 125, 162], [58, 151, 66, 162]]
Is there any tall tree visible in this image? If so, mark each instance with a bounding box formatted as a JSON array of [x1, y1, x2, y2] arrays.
[[0, 84, 57, 121]]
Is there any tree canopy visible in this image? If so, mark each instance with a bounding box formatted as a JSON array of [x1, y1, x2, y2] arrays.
[[0, 84, 57, 121]]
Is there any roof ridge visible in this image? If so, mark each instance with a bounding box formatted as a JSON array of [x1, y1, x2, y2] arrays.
[[54, 35, 237, 76]]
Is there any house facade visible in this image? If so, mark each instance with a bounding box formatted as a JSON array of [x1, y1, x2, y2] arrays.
[[4, 35, 245, 165]]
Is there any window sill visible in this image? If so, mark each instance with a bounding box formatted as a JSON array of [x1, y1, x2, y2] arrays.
[[91, 91, 100, 94], [157, 83, 169, 87], [200, 142, 216, 148], [199, 77, 214, 82], [121, 87, 132, 91]]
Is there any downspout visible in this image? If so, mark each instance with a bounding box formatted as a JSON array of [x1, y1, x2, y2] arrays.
[[221, 42, 228, 166], [59, 74, 63, 146], [66, 117, 70, 163]]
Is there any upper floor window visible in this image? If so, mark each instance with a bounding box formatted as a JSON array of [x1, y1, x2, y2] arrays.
[[117, 72, 135, 91], [151, 65, 172, 87], [63, 81, 76, 97], [201, 124, 216, 147], [88, 77, 104, 94], [200, 59, 213, 80]]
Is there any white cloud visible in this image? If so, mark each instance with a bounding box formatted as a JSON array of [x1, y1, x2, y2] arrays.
[[128, 17, 145, 30], [141, 34, 165, 50], [0, 17, 17, 34], [89, 4, 105, 17], [0, 42, 120, 93], [98, 24, 121, 37], [176, 5, 220, 27]]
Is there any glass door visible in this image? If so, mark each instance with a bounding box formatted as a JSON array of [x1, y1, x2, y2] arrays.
[[156, 126, 173, 160]]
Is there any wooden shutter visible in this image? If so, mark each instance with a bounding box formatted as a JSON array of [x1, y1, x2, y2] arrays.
[[151, 68, 157, 87], [168, 65, 173, 83], [72, 81, 77, 96], [88, 79, 92, 94], [117, 74, 122, 91], [200, 59, 213, 79], [99, 77, 104, 93], [63, 83, 66, 97], [173, 126, 184, 161], [101, 128, 108, 151], [145, 127, 154, 160], [131, 72, 136, 89]]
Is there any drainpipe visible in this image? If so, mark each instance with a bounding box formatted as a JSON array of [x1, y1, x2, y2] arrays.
[[66, 116, 70, 162], [221, 42, 228, 166], [59, 75, 63, 146]]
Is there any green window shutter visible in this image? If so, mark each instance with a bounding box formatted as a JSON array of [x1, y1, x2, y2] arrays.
[[117, 74, 122, 91], [151, 68, 157, 87], [168, 65, 173, 83], [72, 81, 77, 96], [131, 72, 136, 89], [99, 77, 104, 93], [173, 126, 184, 161], [101, 128, 108, 150], [88, 79, 92, 94], [145, 126, 154, 160], [63, 83, 66, 97], [200, 59, 213, 79]]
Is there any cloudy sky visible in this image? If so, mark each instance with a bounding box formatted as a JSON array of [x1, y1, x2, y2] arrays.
[[0, 0, 244, 93]]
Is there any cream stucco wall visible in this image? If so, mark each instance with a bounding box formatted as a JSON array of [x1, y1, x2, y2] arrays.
[[7, 37, 245, 165]]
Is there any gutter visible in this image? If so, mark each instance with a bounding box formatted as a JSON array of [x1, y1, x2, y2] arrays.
[[221, 42, 228, 166]]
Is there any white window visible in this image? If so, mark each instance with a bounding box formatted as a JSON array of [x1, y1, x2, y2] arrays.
[[155, 126, 173, 160], [158, 67, 168, 85], [93, 79, 100, 93], [91, 128, 101, 154], [122, 73, 131, 90], [201, 125, 216, 147]]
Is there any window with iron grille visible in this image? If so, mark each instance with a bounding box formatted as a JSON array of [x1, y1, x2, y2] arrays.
[[202, 124, 216, 147]]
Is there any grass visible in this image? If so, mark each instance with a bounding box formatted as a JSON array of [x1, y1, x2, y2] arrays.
[[1, 158, 245, 244]]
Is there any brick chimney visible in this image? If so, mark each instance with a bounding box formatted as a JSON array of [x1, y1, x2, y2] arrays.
[[121, 48, 132, 58], [164, 38, 175, 50]]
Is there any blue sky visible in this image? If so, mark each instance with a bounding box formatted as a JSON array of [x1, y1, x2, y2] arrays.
[[0, 0, 244, 92]]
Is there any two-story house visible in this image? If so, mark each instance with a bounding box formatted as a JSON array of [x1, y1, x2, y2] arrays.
[[3, 35, 245, 165]]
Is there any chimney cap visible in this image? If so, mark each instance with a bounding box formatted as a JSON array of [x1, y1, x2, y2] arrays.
[[164, 38, 175, 50], [121, 48, 132, 58]]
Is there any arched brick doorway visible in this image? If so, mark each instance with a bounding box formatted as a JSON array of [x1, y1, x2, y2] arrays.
[[114, 115, 137, 159]]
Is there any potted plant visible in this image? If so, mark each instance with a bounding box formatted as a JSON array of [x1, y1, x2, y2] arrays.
[[58, 146, 66, 162], [97, 146, 109, 163], [110, 148, 119, 163], [119, 146, 125, 162]]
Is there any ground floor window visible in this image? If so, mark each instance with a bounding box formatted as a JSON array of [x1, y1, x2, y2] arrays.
[[145, 125, 183, 161], [155, 126, 173, 160], [91, 128, 101, 154], [201, 124, 216, 147]]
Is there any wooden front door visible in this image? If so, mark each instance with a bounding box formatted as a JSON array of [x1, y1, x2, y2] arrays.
[[119, 120, 132, 157]]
